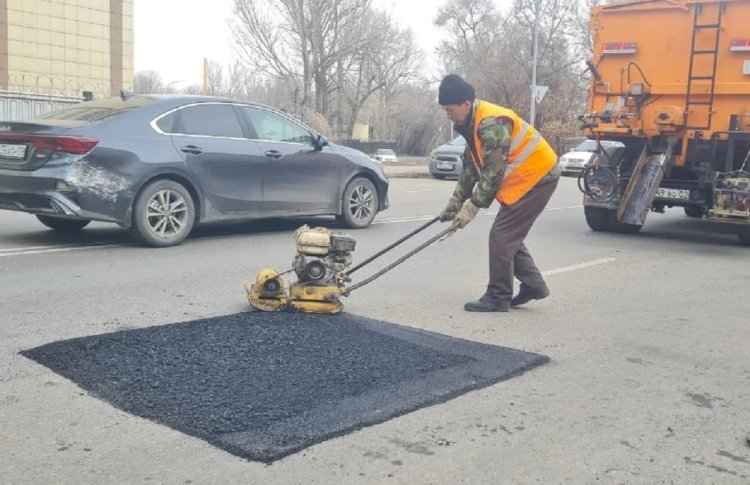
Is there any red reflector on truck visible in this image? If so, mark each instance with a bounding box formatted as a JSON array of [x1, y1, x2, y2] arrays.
[[602, 42, 637, 55], [0, 135, 99, 155], [730, 39, 750, 52]]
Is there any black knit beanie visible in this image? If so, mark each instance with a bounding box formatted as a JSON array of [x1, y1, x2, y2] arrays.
[[438, 74, 476, 105]]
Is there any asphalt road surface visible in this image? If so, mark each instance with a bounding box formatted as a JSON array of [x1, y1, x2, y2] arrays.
[[2, 176, 749, 484]]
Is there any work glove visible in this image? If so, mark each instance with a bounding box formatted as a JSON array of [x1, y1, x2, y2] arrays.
[[438, 196, 463, 222], [452, 200, 480, 229]]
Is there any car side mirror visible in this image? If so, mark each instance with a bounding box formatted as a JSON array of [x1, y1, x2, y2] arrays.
[[313, 134, 329, 151]]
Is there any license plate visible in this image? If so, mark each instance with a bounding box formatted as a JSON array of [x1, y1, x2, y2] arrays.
[[0, 143, 27, 159], [437, 162, 453, 170], [655, 187, 690, 200]]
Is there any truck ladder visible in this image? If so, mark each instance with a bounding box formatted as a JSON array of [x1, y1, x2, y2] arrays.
[[685, 2, 724, 130]]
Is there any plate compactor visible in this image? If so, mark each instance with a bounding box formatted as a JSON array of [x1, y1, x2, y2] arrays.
[[246, 217, 456, 314]]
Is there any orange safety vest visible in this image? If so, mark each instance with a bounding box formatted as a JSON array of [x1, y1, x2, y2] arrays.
[[467, 101, 557, 205]]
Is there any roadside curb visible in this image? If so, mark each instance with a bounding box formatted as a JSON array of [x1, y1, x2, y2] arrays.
[[382, 163, 431, 179], [386, 171, 432, 179]]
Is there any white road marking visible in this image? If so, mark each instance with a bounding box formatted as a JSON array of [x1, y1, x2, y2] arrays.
[[0, 205, 584, 258], [542, 258, 616, 277], [0, 243, 119, 258], [0, 243, 100, 253]]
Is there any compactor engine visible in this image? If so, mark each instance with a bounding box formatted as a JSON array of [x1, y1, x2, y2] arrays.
[[246, 226, 355, 314]]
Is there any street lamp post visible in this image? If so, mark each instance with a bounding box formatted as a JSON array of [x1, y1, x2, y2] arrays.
[[530, 0, 541, 127]]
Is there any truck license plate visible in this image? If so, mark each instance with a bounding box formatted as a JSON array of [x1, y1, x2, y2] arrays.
[[655, 188, 690, 200], [0, 143, 27, 159]]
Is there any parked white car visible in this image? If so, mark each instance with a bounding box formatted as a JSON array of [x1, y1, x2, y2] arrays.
[[373, 148, 398, 163], [559, 140, 623, 175]]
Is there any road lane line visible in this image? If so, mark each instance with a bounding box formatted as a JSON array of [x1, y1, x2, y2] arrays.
[[0, 243, 108, 253], [0, 243, 120, 258], [542, 258, 616, 277], [0, 205, 584, 257]]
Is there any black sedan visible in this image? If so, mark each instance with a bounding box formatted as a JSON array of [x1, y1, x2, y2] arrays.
[[0, 94, 389, 246]]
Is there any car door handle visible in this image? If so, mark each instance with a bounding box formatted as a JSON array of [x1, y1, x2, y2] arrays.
[[180, 145, 203, 155], [264, 150, 283, 159]]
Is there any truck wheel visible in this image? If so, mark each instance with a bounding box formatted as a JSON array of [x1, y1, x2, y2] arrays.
[[36, 215, 90, 232], [738, 228, 750, 247], [684, 206, 704, 218], [336, 177, 378, 228], [131, 179, 195, 247], [584, 206, 612, 232]]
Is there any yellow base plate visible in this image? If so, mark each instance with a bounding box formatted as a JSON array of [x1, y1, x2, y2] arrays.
[[245, 280, 344, 314]]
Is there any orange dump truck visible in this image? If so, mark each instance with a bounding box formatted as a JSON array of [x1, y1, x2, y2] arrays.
[[579, 0, 750, 245]]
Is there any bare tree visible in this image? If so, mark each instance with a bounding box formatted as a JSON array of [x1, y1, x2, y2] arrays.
[[133, 70, 173, 94], [433, 0, 592, 152], [434, 0, 504, 76], [389, 82, 444, 155], [231, 0, 372, 116], [341, 10, 422, 136]]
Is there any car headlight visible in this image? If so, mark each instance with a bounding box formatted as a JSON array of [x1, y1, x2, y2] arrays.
[[430, 151, 437, 159]]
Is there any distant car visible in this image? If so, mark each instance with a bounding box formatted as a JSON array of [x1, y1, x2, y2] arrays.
[[559, 139, 623, 175], [429, 136, 466, 179], [373, 148, 398, 163], [0, 95, 389, 247]]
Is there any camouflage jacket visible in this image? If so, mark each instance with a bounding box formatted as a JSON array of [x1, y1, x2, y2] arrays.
[[452, 100, 560, 208]]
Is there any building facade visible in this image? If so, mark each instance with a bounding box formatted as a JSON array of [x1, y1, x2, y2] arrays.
[[0, 0, 134, 100]]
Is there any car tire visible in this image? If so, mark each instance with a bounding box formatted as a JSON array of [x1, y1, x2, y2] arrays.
[[584, 206, 612, 232], [36, 215, 91, 232], [684, 205, 704, 218], [130, 179, 195, 247], [337, 177, 378, 229]]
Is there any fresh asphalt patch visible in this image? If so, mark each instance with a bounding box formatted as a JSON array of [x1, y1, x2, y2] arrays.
[[21, 312, 548, 463]]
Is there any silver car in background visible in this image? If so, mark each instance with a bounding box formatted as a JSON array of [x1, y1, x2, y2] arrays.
[[373, 148, 398, 163], [428, 136, 465, 179], [559, 139, 623, 176]]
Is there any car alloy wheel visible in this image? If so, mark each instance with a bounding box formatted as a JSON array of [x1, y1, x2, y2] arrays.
[[349, 185, 374, 223], [146, 189, 189, 238], [131, 179, 195, 247], [338, 177, 378, 228]]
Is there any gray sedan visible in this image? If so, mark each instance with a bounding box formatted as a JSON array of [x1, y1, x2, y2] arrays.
[[0, 95, 389, 247]]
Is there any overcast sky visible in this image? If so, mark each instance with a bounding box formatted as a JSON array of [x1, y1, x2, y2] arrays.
[[133, 0, 514, 89]]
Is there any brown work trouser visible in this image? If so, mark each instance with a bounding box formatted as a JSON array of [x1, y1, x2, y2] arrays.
[[482, 177, 559, 305]]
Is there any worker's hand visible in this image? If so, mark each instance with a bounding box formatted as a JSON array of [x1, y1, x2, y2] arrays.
[[438, 196, 463, 222], [452, 200, 480, 228]]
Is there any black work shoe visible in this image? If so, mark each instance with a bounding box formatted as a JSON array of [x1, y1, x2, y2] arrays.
[[511, 285, 550, 307], [464, 299, 510, 312]]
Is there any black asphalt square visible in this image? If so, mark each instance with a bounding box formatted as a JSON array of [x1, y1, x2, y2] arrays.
[[21, 312, 548, 463]]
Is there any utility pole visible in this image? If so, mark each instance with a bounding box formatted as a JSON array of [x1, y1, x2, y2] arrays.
[[203, 58, 209, 95], [530, 0, 541, 127]]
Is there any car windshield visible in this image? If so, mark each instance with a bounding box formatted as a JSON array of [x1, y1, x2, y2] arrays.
[[377, 149, 395, 155], [574, 140, 599, 152], [449, 136, 466, 146], [574, 140, 620, 152]]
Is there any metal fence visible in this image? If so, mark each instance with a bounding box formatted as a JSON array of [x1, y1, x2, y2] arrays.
[[0, 90, 83, 121]]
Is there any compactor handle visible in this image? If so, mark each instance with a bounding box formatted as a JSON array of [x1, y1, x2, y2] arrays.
[[345, 216, 440, 276]]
